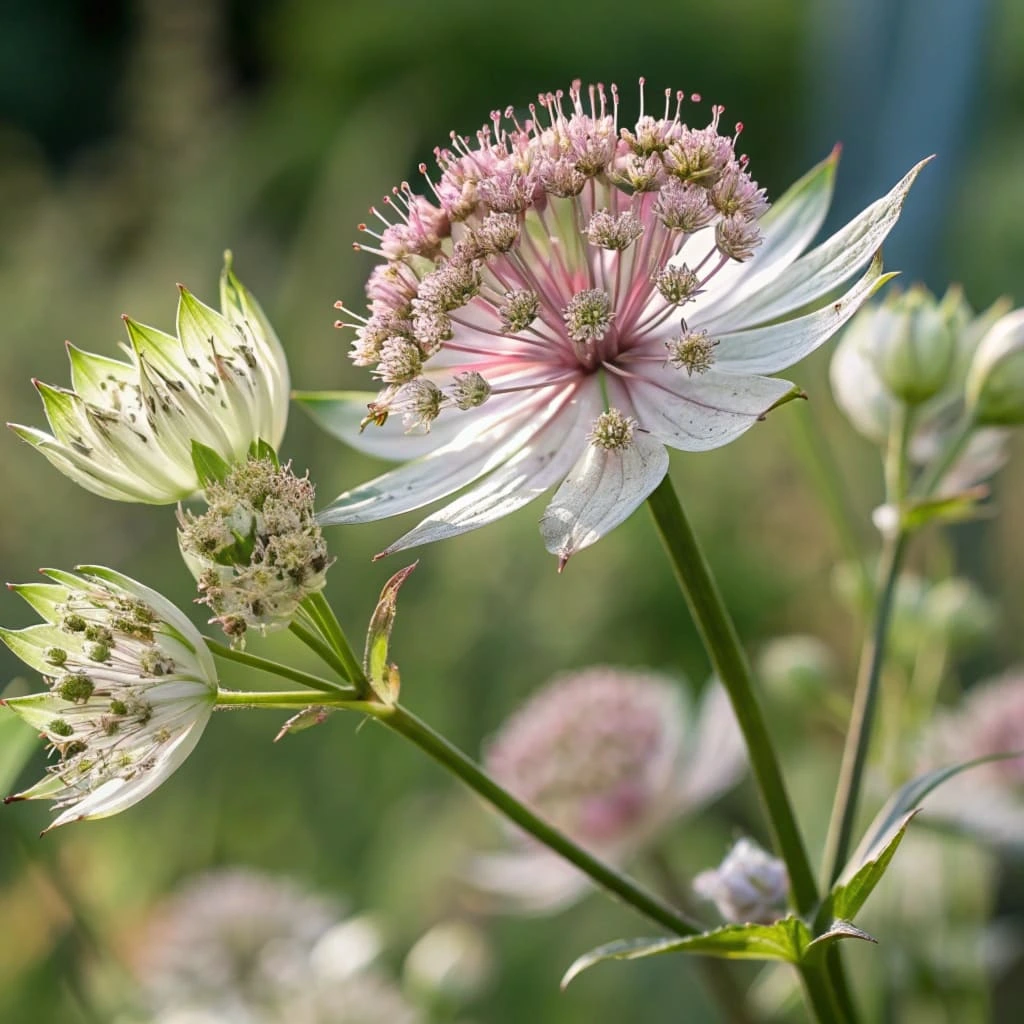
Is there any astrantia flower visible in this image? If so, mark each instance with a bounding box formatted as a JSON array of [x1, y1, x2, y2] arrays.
[[177, 456, 331, 641], [137, 868, 421, 1024], [920, 672, 1024, 848], [0, 566, 216, 829], [9, 256, 289, 504], [469, 667, 745, 912], [320, 80, 923, 563], [693, 837, 788, 923]]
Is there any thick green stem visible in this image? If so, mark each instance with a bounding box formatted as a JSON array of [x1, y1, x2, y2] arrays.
[[302, 592, 367, 689], [823, 531, 908, 883], [215, 688, 355, 709], [288, 621, 350, 680], [375, 702, 702, 936], [646, 476, 818, 916], [206, 639, 355, 696]]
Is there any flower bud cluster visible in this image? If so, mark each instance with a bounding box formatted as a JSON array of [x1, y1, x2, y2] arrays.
[[338, 80, 769, 431], [0, 567, 217, 829], [177, 457, 331, 641], [694, 838, 789, 923]]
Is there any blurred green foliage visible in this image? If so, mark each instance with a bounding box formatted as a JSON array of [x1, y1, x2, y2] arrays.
[[1, 0, 1023, 1021]]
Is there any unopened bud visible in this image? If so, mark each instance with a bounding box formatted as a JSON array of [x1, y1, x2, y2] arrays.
[[693, 838, 788, 924], [966, 308, 1024, 426]]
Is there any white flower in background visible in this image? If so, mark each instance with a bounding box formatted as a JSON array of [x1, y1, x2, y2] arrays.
[[137, 868, 422, 1024], [693, 837, 788, 924], [319, 79, 923, 564], [966, 308, 1024, 426], [830, 286, 1016, 493], [9, 256, 290, 504], [403, 920, 493, 1008], [0, 566, 216, 829], [470, 666, 746, 912], [177, 457, 331, 641], [921, 671, 1024, 848]]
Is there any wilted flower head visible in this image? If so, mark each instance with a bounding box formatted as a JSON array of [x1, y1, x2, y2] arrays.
[[137, 869, 421, 1024], [920, 672, 1024, 847], [323, 79, 923, 564], [693, 837, 788, 923], [10, 256, 290, 504], [470, 666, 745, 912], [0, 566, 216, 829], [178, 456, 331, 641], [831, 287, 1015, 493]]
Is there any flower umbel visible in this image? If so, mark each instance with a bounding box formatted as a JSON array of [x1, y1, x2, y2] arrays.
[[9, 255, 290, 504], [321, 80, 924, 562], [469, 667, 745, 912], [177, 456, 331, 641], [0, 566, 217, 829]]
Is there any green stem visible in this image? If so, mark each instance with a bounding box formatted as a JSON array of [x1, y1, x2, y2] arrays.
[[303, 591, 367, 688], [823, 530, 908, 884], [913, 416, 974, 498], [646, 476, 818, 916], [289, 621, 350, 680], [215, 688, 355, 709], [206, 639, 355, 697], [375, 702, 702, 937], [800, 965, 847, 1023]]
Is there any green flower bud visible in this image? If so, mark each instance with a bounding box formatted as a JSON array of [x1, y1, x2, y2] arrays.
[[966, 309, 1024, 426], [872, 286, 959, 404], [757, 635, 836, 703]]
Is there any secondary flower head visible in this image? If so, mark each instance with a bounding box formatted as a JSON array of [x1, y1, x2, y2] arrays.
[[322, 80, 923, 562], [137, 868, 421, 1024], [966, 308, 1024, 426], [177, 456, 332, 641], [693, 837, 788, 923], [10, 255, 290, 504], [917, 671, 1024, 848], [470, 666, 746, 912], [0, 566, 217, 829]]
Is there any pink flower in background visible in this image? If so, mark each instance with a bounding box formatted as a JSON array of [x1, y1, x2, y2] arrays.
[[468, 667, 745, 913], [318, 80, 924, 564]]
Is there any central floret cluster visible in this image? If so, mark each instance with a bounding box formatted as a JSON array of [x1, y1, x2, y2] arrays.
[[325, 80, 919, 564], [340, 81, 766, 431]]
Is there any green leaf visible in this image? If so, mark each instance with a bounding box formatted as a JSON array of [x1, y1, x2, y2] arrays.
[[190, 440, 232, 488], [900, 486, 992, 531], [363, 563, 418, 706], [274, 706, 332, 742], [293, 390, 380, 442], [562, 917, 814, 990], [0, 682, 40, 795], [248, 438, 280, 467], [820, 816, 914, 928]]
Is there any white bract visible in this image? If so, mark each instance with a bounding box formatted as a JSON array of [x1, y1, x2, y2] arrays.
[[0, 566, 217, 829], [693, 837, 788, 923], [10, 257, 289, 503], [317, 80, 923, 563], [469, 667, 746, 912], [966, 308, 1024, 426]]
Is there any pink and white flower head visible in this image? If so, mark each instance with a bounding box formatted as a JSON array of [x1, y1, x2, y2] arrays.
[[921, 672, 1024, 848], [0, 566, 217, 830], [469, 667, 746, 913], [321, 79, 925, 564]]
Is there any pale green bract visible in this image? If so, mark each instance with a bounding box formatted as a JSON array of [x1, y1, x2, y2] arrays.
[[9, 256, 289, 504]]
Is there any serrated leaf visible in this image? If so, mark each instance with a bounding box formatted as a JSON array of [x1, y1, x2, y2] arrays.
[[363, 563, 417, 705], [0, 682, 40, 794], [191, 440, 232, 488], [562, 917, 814, 990], [247, 438, 280, 467]]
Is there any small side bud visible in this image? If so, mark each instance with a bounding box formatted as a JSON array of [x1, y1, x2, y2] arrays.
[[966, 308, 1024, 426], [693, 838, 789, 924]]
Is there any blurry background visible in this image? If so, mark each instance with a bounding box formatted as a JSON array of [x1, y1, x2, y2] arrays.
[[1, 0, 1023, 1020]]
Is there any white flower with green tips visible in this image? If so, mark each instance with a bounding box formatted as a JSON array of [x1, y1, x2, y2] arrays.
[[0, 566, 217, 829], [9, 256, 289, 503]]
